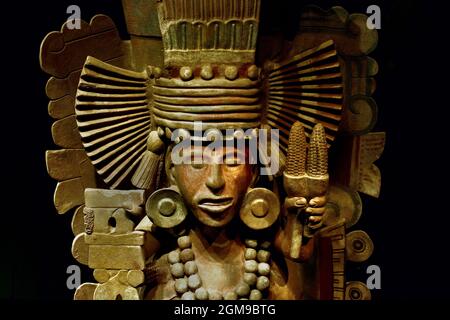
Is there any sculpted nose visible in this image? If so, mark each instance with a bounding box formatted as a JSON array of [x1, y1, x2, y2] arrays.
[[206, 164, 225, 192]]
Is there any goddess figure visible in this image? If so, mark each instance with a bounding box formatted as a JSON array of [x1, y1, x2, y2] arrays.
[[40, 0, 384, 300]]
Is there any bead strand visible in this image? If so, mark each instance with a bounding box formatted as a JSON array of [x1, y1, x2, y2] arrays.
[[168, 234, 271, 300]]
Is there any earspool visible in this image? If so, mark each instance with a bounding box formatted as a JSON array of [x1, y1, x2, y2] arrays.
[[146, 187, 188, 229], [240, 188, 280, 230]]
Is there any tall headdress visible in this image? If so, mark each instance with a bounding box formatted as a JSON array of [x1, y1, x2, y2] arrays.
[[151, 0, 264, 131]]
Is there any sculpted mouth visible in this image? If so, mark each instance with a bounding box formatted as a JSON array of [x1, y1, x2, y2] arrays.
[[197, 197, 233, 214]]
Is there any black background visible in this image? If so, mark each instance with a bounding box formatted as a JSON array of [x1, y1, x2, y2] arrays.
[[1, 0, 449, 301]]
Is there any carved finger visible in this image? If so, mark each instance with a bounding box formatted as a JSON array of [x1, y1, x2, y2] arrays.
[[308, 215, 323, 223], [305, 206, 326, 215], [309, 195, 327, 208], [285, 197, 307, 209]]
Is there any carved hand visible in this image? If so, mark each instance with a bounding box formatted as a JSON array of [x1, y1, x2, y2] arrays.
[[284, 195, 327, 226], [275, 122, 329, 261]]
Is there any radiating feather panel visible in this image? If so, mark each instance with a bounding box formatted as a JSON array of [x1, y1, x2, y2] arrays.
[[265, 40, 343, 151], [75, 56, 150, 189]]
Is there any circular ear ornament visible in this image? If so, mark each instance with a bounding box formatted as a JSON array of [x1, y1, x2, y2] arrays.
[[240, 188, 280, 230], [146, 188, 188, 229]]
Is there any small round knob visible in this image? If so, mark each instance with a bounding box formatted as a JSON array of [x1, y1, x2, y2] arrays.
[[201, 64, 214, 80], [158, 198, 176, 216], [180, 66, 193, 81], [224, 65, 238, 80], [153, 67, 162, 79], [247, 65, 259, 80], [250, 199, 269, 217]]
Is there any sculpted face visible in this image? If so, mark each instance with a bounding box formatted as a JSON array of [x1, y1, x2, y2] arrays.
[[172, 145, 255, 227]]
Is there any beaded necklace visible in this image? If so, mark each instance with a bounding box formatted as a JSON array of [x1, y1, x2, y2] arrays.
[[167, 233, 272, 300]]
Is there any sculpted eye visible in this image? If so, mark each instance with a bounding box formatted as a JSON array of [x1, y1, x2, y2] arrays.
[[191, 162, 205, 169], [223, 150, 245, 168], [190, 153, 206, 169], [224, 158, 242, 167]]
